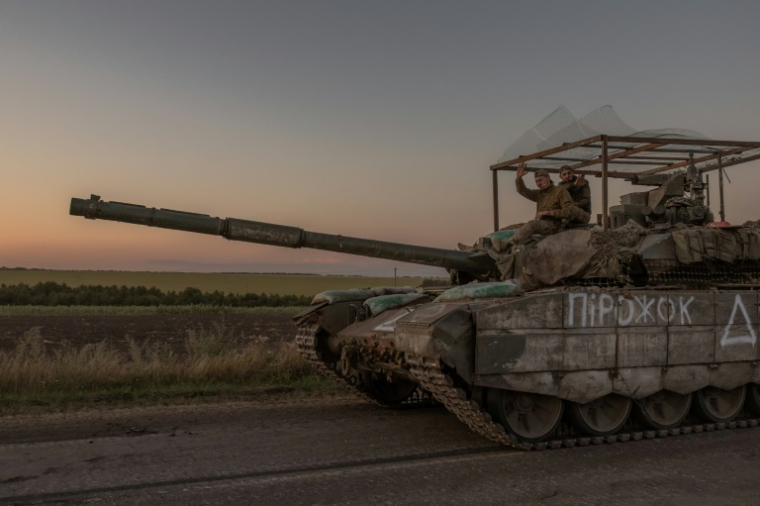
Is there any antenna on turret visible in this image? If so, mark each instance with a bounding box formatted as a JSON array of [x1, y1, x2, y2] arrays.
[[686, 152, 706, 207], [718, 156, 726, 222]]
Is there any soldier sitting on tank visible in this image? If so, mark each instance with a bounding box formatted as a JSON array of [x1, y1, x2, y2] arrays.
[[557, 165, 592, 224], [505, 163, 585, 246]]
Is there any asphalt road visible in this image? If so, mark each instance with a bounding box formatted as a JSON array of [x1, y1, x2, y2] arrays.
[[1, 397, 759, 506]]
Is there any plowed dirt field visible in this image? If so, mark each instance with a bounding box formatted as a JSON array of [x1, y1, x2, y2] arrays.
[[0, 314, 297, 355]]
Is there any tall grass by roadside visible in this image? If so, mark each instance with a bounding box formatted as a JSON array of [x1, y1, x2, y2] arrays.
[[0, 325, 335, 412], [0, 305, 307, 316]]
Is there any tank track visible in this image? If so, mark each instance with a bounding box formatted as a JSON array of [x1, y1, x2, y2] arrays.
[[406, 354, 760, 451], [295, 323, 435, 409]]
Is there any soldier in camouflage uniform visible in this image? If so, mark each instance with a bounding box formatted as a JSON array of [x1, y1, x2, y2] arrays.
[[558, 165, 592, 224], [506, 163, 588, 246]]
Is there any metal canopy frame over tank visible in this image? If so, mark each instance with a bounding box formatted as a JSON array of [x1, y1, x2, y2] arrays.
[[490, 135, 760, 231]]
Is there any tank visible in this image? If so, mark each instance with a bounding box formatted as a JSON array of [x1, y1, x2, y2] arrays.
[[69, 178, 760, 449]]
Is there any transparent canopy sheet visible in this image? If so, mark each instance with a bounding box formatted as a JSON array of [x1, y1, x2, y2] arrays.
[[497, 105, 760, 175]]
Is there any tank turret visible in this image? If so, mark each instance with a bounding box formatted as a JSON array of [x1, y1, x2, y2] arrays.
[[610, 155, 713, 230]]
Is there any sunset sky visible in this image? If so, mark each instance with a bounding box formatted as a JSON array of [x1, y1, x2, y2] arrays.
[[2, 1, 759, 277]]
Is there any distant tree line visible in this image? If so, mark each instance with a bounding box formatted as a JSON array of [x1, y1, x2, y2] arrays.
[[419, 277, 450, 287], [0, 282, 311, 307]]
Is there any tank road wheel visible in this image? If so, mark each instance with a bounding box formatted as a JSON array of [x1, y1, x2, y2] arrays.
[[568, 394, 632, 436], [692, 385, 746, 423], [359, 372, 418, 406], [635, 391, 692, 430], [746, 384, 760, 416], [486, 390, 564, 443]]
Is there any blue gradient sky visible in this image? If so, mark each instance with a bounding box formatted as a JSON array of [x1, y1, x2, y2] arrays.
[[2, 1, 759, 276]]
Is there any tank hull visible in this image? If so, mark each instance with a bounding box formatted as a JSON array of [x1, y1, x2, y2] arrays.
[[471, 288, 759, 402], [301, 286, 760, 448]]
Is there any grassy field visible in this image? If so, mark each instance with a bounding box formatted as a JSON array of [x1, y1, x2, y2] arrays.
[[0, 270, 428, 297], [0, 269, 438, 413], [0, 326, 337, 413]]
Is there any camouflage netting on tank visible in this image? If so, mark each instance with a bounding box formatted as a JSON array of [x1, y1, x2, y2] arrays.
[[456, 223, 635, 289], [474, 222, 644, 290], [646, 225, 760, 284], [479, 221, 760, 290], [672, 227, 760, 264]]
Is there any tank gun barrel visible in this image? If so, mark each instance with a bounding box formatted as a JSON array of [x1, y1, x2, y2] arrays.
[[70, 195, 494, 277]]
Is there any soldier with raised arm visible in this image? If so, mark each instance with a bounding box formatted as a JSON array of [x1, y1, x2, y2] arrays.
[[505, 162, 581, 246]]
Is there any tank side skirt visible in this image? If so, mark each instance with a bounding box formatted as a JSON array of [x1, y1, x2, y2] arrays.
[[474, 290, 760, 402], [407, 353, 760, 451]]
